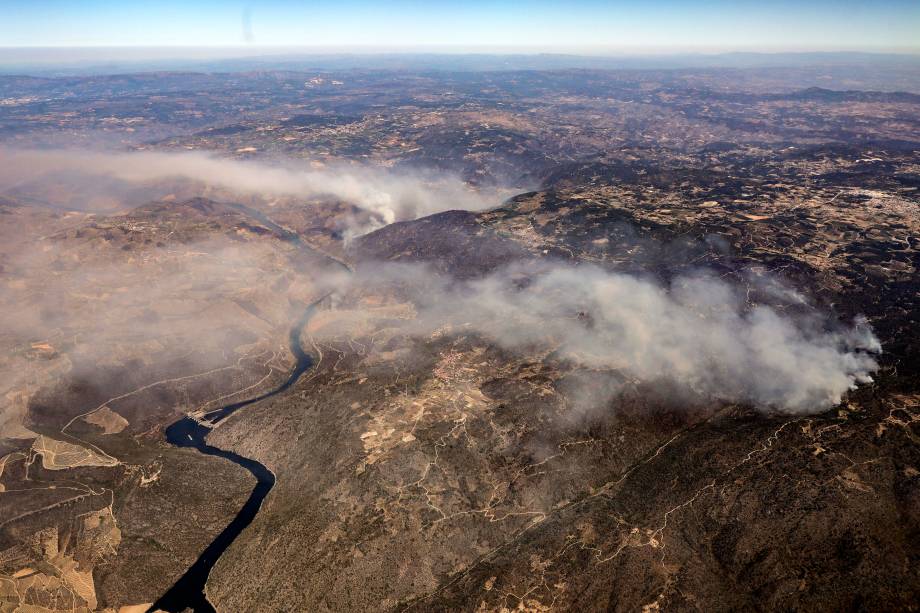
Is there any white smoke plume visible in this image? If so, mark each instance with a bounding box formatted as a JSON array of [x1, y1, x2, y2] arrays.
[[334, 261, 881, 414], [0, 147, 495, 228], [0, 146, 881, 417]]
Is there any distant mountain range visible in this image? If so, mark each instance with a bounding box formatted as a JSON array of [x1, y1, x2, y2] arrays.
[[2, 48, 920, 76]]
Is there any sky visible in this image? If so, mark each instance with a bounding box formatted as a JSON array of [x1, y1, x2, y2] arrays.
[[0, 0, 918, 53]]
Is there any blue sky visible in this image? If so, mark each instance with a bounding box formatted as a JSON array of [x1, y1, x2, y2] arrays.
[[1, 0, 918, 51]]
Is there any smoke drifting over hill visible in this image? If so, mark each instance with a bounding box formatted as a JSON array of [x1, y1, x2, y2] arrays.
[[0, 146, 881, 416], [332, 261, 881, 414], [0, 148, 495, 230]]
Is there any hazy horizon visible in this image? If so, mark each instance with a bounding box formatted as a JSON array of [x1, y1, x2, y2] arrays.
[[3, 1, 919, 52], [2, 47, 920, 78]]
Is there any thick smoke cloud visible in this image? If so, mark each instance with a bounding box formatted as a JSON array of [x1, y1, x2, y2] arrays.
[[0, 146, 881, 419], [332, 261, 881, 414], [0, 233, 322, 439], [0, 148, 494, 231]]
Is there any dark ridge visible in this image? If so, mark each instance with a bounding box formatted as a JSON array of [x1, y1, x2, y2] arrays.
[[280, 114, 362, 128], [783, 86, 920, 103], [194, 123, 250, 137], [349, 209, 530, 279]]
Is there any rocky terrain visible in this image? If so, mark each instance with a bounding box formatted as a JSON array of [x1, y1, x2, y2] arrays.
[[204, 167, 919, 611], [0, 60, 917, 611]]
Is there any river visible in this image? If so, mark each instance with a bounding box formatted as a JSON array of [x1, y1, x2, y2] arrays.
[[147, 205, 341, 612]]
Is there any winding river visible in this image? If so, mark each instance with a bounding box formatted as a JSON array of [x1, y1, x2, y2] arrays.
[[148, 205, 342, 612]]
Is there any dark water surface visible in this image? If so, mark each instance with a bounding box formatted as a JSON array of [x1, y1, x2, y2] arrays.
[[148, 305, 317, 613], [148, 206, 328, 612]]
